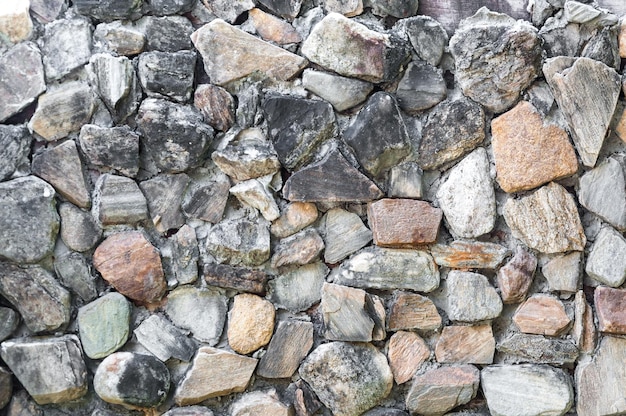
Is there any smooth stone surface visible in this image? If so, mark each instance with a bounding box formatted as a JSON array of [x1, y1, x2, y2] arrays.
[[94, 174, 148, 226], [435, 325, 495, 364], [595, 286, 626, 334], [271, 202, 318, 238], [387, 331, 430, 384], [230, 178, 280, 222], [446, 271, 503, 322], [585, 226, 626, 287], [321, 283, 376, 342], [194, 84, 235, 132], [542, 252, 581, 294], [79, 125, 140, 178], [388, 162, 424, 199], [513, 294, 571, 336], [134, 314, 196, 362], [228, 294, 275, 354], [267, 262, 327, 312], [396, 61, 447, 113], [497, 248, 537, 304], [203, 263, 268, 295], [139, 173, 190, 233], [58, 202, 102, 253], [323, 208, 372, 264], [205, 216, 270, 267], [430, 240, 509, 269], [302, 69, 373, 112], [271, 228, 325, 268], [40, 18, 92, 81], [578, 158, 626, 231], [137, 50, 196, 103], [497, 333, 579, 365], [257, 320, 314, 379], [0, 125, 30, 182], [387, 291, 441, 331], [368, 198, 441, 247], [78, 292, 130, 359]]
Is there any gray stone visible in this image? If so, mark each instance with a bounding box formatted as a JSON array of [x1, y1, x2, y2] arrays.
[[206, 216, 271, 266], [0, 335, 87, 405], [542, 252, 581, 294], [300, 342, 393, 416], [363, 409, 408, 416], [321, 283, 382, 342], [139, 174, 189, 233], [137, 99, 214, 173], [401, 16, 448, 66], [388, 162, 423, 199], [212, 129, 281, 181], [203, 0, 255, 23], [230, 178, 280, 222], [137, 15, 194, 52], [578, 158, 626, 230], [268, 262, 327, 312], [169, 225, 199, 285], [331, 247, 440, 292], [0, 0, 32, 42], [54, 252, 98, 302], [194, 84, 235, 132], [564, 1, 618, 26], [134, 315, 196, 362], [343, 92, 410, 177], [539, 12, 592, 59], [396, 61, 447, 113], [163, 406, 214, 416], [5, 390, 43, 416], [271, 228, 324, 269], [94, 352, 170, 408], [271, 201, 318, 239], [430, 240, 509, 269], [165, 286, 228, 345], [544, 57, 621, 167], [79, 125, 140, 178], [94, 174, 148, 226], [482, 365, 574, 416], [230, 390, 291, 416], [0, 308, 18, 342], [0, 125, 31, 182], [203, 263, 268, 295], [77, 292, 130, 359], [58, 203, 102, 253], [446, 271, 503, 322], [497, 333, 579, 365], [0, 176, 59, 263], [323, 208, 372, 264], [323, 0, 363, 16], [504, 182, 586, 253], [449, 8, 542, 113], [257, 320, 314, 379], [366, 0, 418, 18], [257, 0, 303, 20], [40, 18, 92, 82], [585, 226, 626, 287], [0, 42, 45, 122], [93, 21, 146, 56], [30, 0, 64, 22], [0, 366, 11, 409], [182, 168, 230, 223], [143, 0, 195, 16], [302, 69, 373, 112], [417, 97, 485, 170], [138, 50, 196, 103], [74, 0, 143, 21], [436, 148, 496, 239], [582, 27, 620, 69]]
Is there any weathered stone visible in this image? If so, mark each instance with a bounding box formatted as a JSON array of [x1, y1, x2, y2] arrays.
[[228, 294, 275, 354], [203, 0, 255, 23], [0, 308, 18, 342], [29, 0, 63, 22], [206, 216, 271, 266], [40, 18, 91, 82], [143, 0, 194, 15], [29, 82, 95, 142], [257, 320, 314, 379], [497, 248, 537, 304], [302, 13, 408, 83], [0, 366, 10, 409], [620, 17, 626, 58], [284, 146, 383, 202], [542, 252, 581, 294], [574, 290, 596, 354], [231, 178, 280, 222], [0, 125, 30, 181], [436, 148, 496, 238], [249, 8, 301, 44], [192, 19, 306, 86], [134, 314, 196, 362], [54, 252, 97, 302], [387, 291, 441, 331], [323, 208, 372, 264], [482, 365, 573, 416], [321, 282, 377, 342], [74, 0, 143, 21], [292, 378, 323, 416], [138, 50, 196, 103], [586, 226, 626, 287], [77, 292, 130, 359], [417, 97, 485, 170], [182, 168, 230, 223], [332, 247, 439, 292], [137, 98, 214, 173], [271, 228, 324, 269], [268, 262, 327, 312], [231, 390, 291, 416], [0, 42, 45, 122], [93, 21, 146, 55], [430, 240, 509, 270], [446, 271, 503, 323], [368, 199, 441, 247], [94, 352, 170, 408], [576, 336, 626, 415], [203, 263, 268, 295], [544, 57, 621, 167], [271, 202, 318, 239], [58, 203, 101, 253], [139, 174, 189, 233], [595, 286, 626, 334], [387, 331, 430, 385], [388, 162, 423, 199], [94, 174, 148, 226], [513, 294, 571, 336], [163, 406, 214, 416], [363, 409, 408, 416], [323, 0, 363, 16], [79, 125, 140, 178], [503, 182, 586, 253], [582, 26, 620, 70], [406, 365, 480, 416], [579, 158, 626, 230], [302, 69, 373, 112], [168, 225, 199, 285], [136, 15, 194, 52], [175, 347, 257, 406], [93, 231, 166, 304], [0, 0, 32, 42], [435, 325, 495, 364], [367, 0, 418, 17], [194, 84, 235, 132], [300, 342, 393, 416], [497, 333, 579, 365], [401, 16, 448, 66], [564, 1, 618, 25], [165, 286, 227, 345], [257, 0, 302, 20], [1, 335, 87, 405], [450, 8, 542, 113], [5, 390, 42, 415], [396, 61, 446, 113]]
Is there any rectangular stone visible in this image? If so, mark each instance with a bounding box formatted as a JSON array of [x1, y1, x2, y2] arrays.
[[430, 240, 509, 269], [595, 286, 626, 335], [203, 263, 268, 295]]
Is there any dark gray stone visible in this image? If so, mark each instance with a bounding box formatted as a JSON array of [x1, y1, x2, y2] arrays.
[[366, 0, 419, 17], [79, 125, 140, 178], [396, 61, 447, 113], [94, 174, 148, 226], [54, 252, 98, 302], [182, 168, 230, 223], [143, 0, 195, 15], [498, 333, 579, 365], [257, 0, 303, 20], [582, 27, 620, 69], [139, 174, 190, 233], [0, 309, 18, 342], [0, 125, 31, 181], [206, 216, 271, 267], [40, 18, 92, 82], [59, 202, 102, 253], [539, 12, 593, 58], [203, 263, 268, 295], [138, 50, 196, 103], [74, 0, 144, 21], [136, 15, 194, 52], [168, 225, 199, 285], [257, 320, 314, 379], [0, 366, 11, 409], [400, 16, 448, 66], [267, 262, 327, 312], [134, 315, 196, 362]]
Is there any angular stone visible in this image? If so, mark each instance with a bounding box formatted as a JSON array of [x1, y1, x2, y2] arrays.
[[231, 390, 291, 416], [0, 263, 70, 333], [257, 320, 314, 379], [271, 228, 324, 269], [0, 0, 32, 42], [206, 216, 270, 267], [228, 294, 275, 354], [0, 42, 45, 122], [406, 365, 480, 416], [0, 366, 10, 409], [175, 347, 257, 406], [564, 1, 618, 25], [435, 325, 495, 364], [446, 271, 503, 323], [268, 262, 327, 312], [302, 69, 373, 112], [595, 286, 626, 334], [363, 409, 408, 416], [323, 208, 372, 264], [417, 97, 485, 170], [77, 292, 130, 359], [203, 263, 268, 295], [574, 290, 596, 354], [396, 61, 446, 113], [93, 21, 146, 55], [138, 50, 196, 103], [368, 0, 418, 17], [482, 365, 573, 416], [192, 19, 306, 86], [194, 84, 235, 132], [387, 291, 441, 331], [302, 12, 408, 83], [139, 174, 189, 233], [137, 98, 214, 173], [74, 0, 143, 21], [332, 247, 439, 292], [323, 0, 363, 17], [497, 333, 579, 365], [542, 252, 581, 294], [94, 174, 148, 226], [387, 331, 430, 385], [292, 378, 323, 416], [284, 146, 383, 202], [41, 18, 92, 82], [58, 203, 101, 253], [503, 182, 586, 253], [5, 390, 42, 415], [94, 352, 170, 408], [165, 286, 227, 345], [450, 8, 542, 113], [29, 82, 95, 142], [497, 248, 537, 304], [163, 406, 214, 416], [168, 225, 199, 285], [0, 125, 30, 182], [545, 57, 621, 167], [143, 0, 194, 16], [134, 314, 196, 362], [300, 342, 392, 416], [79, 125, 140, 178], [586, 226, 626, 287], [388, 162, 423, 199], [182, 168, 230, 223], [579, 158, 626, 230], [321, 282, 377, 342], [249, 8, 302, 44], [136, 15, 194, 52], [256, 0, 302, 20], [436, 148, 496, 238], [0, 308, 18, 342], [513, 294, 571, 336], [93, 231, 166, 304], [54, 252, 97, 302], [231, 178, 280, 222], [203, 0, 255, 23], [430, 240, 509, 270], [271, 202, 318, 238], [402, 16, 448, 66], [1, 335, 87, 405]]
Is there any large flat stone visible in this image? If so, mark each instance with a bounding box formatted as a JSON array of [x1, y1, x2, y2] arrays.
[[40, 18, 92, 82], [387, 331, 430, 385], [139, 173, 190, 233], [267, 262, 327, 312], [79, 125, 140, 178], [205, 216, 270, 266], [387, 291, 441, 331], [134, 314, 196, 362], [321, 282, 377, 342], [323, 208, 372, 264], [435, 325, 495, 364], [302, 69, 373, 112], [257, 320, 314, 379], [430, 240, 509, 270], [513, 294, 571, 336], [497, 333, 579, 365]]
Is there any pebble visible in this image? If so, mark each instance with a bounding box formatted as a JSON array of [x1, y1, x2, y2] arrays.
[[249, 8, 302, 44], [0, 0, 32, 43], [140, 173, 189, 233], [446, 271, 503, 323], [267, 262, 327, 312], [230, 390, 291, 416], [497, 333, 579, 365], [205, 216, 271, 266], [94, 174, 148, 226], [228, 294, 275, 354], [497, 248, 537, 304], [594, 286, 626, 334], [0, 125, 30, 181], [396, 61, 447, 113], [513, 294, 571, 336], [77, 292, 130, 359], [134, 314, 196, 362], [194, 84, 235, 132], [203, 263, 268, 295], [40, 18, 92, 82], [430, 240, 509, 270], [323, 208, 372, 264], [387, 331, 430, 384], [578, 157, 626, 230], [0, 42, 45, 122], [58, 202, 102, 253], [435, 325, 495, 364], [257, 320, 314, 379], [542, 252, 582, 294], [137, 50, 196, 103], [230, 178, 280, 222], [302, 69, 373, 112], [585, 226, 626, 287], [78, 125, 140, 177], [387, 291, 441, 331]]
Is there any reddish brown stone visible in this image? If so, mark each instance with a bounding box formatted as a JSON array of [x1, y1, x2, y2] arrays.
[[595, 286, 626, 335], [368, 199, 442, 247], [194, 84, 235, 132], [430, 240, 509, 269], [387, 291, 441, 331], [435, 325, 495, 364], [93, 231, 166, 304], [497, 248, 537, 304], [387, 331, 430, 385], [203, 263, 268, 295], [513, 294, 571, 336], [249, 8, 302, 45]]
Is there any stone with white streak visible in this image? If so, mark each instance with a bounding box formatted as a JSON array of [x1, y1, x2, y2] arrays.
[[430, 240, 509, 270], [205, 216, 270, 267], [578, 158, 626, 231], [40, 18, 92, 82], [230, 178, 280, 222], [323, 208, 372, 264], [134, 314, 196, 362], [321, 283, 380, 342], [94, 174, 148, 226], [268, 262, 327, 313], [586, 226, 626, 287]]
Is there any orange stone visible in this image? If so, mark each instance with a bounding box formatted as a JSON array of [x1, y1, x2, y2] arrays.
[[615, 107, 626, 143], [595, 286, 626, 335], [249, 8, 302, 45], [435, 325, 495, 364], [387, 291, 441, 331], [491, 101, 578, 193], [513, 294, 571, 336], [93, 231, 166, 304], [619, 18, 626, 59], [368, 199, 442, 247], [387, 331, 430, 385]]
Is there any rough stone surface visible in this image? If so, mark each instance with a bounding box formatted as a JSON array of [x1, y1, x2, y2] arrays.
[[257, 320, 314, 379], [388, 162, 424, 199], [542, 251, 581, 294], [203, 263, 268, 295], [212, 129, 281, 181], [302, 69, 373, 112], [430, 240, 509, 270], [387, 331, 430, 384], [578, 158, 626, 230], [230, 178, 280, 222], [321, 283, 377, 342], [323, 208, 372, 264], [138, 50, 196, 103], [574, 290, 596, 354], [77, 292, 130, 359], [0, 0, 32, 42], [387, 291, 441, 331], [446, 271, 503, 323], [268, 262, 327, 312], [74, 0, 143, 21], [513, 294, 572, 336], [595, 286, 626, 334], [182, 168, 230, 223], [396, 61, 447, 113], [134, 314, 196, 362], [323, 0, 363, 17], [194, 84, 235, 132], [271, 202, 318, 238], [40, 18, 92, 82], [0, 125, 30, 182], [137, 15, 194, 52], [93, 21, 146, 56], [206, 216, 270, 267], [79, 125, 139, 177], [168, 224, 199, 285], [497, 248, 537, 304], [249, 8, 302, 44], [0, 308, 19, 342], [94, 174, 148, 226], [230, 390, 291, 416], [497, 333, 579, 365], [435, 325, 495, 364], [585, 226, 626, 287], [228, 294, 275, 354], [402, 16, 448, 66], [257, 0, 302, 20], [58, 202, 102, 253], [140, 174, 189, 233]]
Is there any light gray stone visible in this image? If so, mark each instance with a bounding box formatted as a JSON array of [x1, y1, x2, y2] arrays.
[[585, 226, 626, 287], [206, 216, 271, 266], [268, 262, 327, 312], [54, 252, 98, 302], [0, 308, 18, 342], [323, 0, 363, 16], [203, 0, 255, 23], [94, 174, 148, 226], [230, 178, 280, 222], [323, 208, 372, 264], [564, 1, 618, 26], [168, 225, 199, 285], [401, 15, 448, 66], [388, 162, 423, 199], [302, 69, 374, 112], [139, 173, 190, 233], [497, 333, 579, 365], [542, 252, 582, 294], [321, 282, 378, 342], [40, 18, 92, 81], [578, 158, 626, 230], [446, 271, 503, 322], [134, 315, 196, 362], [77, 292, 130, 359], [58, 202, 102, 253], [396, 61, 447, 113], [0, 125, 30, 182], [92, 21, 146, 56], [163, 406, 214, 416]]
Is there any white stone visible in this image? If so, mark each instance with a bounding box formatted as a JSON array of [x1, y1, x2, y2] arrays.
[[230, 177, 280, 222], [585, 226, 626, 287]]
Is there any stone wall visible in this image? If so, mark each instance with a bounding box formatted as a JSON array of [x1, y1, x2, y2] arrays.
[[0, 0, 625, 415]]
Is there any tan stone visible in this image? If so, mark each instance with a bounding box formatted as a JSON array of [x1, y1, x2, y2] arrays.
[[93, 231, 166, 304], [270, 202, 318, 238], [228, 294, 275, 354], [435, 325, 495, 364], [492, 101, 578, 193], [0, 0, 33, 43], [513, 294, 571, 336], [430, 240, 509, 270], [271, 228, 324, 269], [573, 290, 596, 354], [619, 18, 626, 59], [615, 107, 626, 143], [594, 286, 626, 335], [497, 248, 537, 304], [387, 291, 441, 331], [387, 331, 430, 385], [368, 199, 442, 247], [249, 8, 302, 44]]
